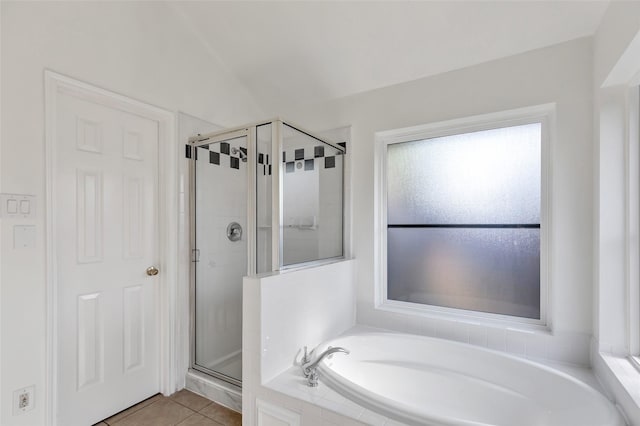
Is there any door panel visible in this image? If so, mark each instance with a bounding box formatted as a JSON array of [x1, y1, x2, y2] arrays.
[[192, 136, 247, 385], [56, 91, 159, 425]]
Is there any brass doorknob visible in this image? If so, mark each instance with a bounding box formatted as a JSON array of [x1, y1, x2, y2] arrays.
[[146, 266, 159, 276]]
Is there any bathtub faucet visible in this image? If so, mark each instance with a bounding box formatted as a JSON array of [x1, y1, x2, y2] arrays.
[[302, 346, 349, 387]]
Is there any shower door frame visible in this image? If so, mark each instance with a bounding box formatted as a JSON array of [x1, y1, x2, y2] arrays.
[[188, 119, 347, 386], [188, 126, 256, 387]]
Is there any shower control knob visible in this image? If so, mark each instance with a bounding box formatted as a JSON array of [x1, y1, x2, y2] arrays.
[[146, 266, 159, 276], [227, 222, 243, 242]]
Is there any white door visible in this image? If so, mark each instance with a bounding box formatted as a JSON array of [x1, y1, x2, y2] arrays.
[[55, 88, 160, 425]]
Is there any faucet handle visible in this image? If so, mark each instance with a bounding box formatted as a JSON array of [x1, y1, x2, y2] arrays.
[[301, 346, 312, 377], [307, 369, 319, 387]]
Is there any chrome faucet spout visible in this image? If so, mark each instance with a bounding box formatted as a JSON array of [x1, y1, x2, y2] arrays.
[[301, 346, 349, 387]]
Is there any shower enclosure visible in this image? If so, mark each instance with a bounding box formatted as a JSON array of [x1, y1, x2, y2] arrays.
[[189, 120, 345, 386]]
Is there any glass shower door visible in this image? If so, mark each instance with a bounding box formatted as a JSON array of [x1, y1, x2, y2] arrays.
[[192, 134, 247, 385], [189, 119, 345, 386]]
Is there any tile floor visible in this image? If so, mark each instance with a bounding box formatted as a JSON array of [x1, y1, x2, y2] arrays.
[[94, 390, 242, 426]]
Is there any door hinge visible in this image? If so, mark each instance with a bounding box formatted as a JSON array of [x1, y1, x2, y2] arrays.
[[191, 249, 200, 262]]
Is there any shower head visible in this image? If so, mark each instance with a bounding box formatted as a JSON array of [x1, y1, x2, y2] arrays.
[[231, 147, 247, 162]]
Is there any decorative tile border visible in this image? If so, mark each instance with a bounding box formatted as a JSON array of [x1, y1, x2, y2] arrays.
[[186, 141, 346, 175], [282, 142, 346, 174], [186, 143, 246, 171]]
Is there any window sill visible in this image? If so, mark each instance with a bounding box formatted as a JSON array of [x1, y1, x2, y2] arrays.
[[593, 351, 640, 424], [376, 299, 551, 335]]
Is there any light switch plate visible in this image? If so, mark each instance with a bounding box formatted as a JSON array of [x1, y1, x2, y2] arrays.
[[1, 194, 36, 219]]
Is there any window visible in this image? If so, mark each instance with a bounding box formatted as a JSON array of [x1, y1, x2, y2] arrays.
[[376, 105, 552, 326]]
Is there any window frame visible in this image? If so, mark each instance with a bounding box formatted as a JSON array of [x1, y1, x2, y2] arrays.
[[374, 104, 555, 330], [627, 84, 640, 365]]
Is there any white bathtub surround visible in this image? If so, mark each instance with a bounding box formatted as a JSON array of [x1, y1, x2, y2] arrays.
[[243, 259, 362, 425], [319, 330, 624, 426], [253, 260, 356, 384], [358, 305, 593, 366], [241, 258, 620, 426], [592, 351, 640, 426], [255, 325, 621, 426], [265, 368, 373, 424]]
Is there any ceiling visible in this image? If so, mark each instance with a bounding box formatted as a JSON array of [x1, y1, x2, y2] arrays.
[[172, 1, 610, 112]]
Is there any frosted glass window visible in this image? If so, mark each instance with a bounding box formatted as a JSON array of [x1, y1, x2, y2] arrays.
[[387, 124, 540, 225], [386, 123, 541, 319], [388, 228, 540, 319]]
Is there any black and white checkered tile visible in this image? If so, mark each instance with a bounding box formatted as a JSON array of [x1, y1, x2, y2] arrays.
[[282, 142, 346, 174], [186, 141, 346, 175], [186, 142, 246, 170], [257, 152, 272, 176]]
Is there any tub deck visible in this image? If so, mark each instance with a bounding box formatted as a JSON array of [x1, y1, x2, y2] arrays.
[[264, 326, 624, 426]]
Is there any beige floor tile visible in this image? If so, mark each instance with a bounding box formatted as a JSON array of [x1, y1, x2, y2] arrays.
[[170, 389, 212, 412], [199, 403, 241, 426], [111, 398, 194, 426], [104, 394, 165, 425], [177, 413, 223, 426]]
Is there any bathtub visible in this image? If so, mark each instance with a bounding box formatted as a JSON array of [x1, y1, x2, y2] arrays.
[[317, 332, 625, 426]]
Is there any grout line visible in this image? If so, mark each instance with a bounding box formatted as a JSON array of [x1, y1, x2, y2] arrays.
[[171, 397, 212, 412], [103, 390, 239, 426], [198, 405, 242, 425], [176, 412, 218, 426], [168, 389, 217, 412]]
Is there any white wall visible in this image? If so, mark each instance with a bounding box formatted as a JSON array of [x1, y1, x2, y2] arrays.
[[0, 3, 263, 425], [281, 37, 595, 365]]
